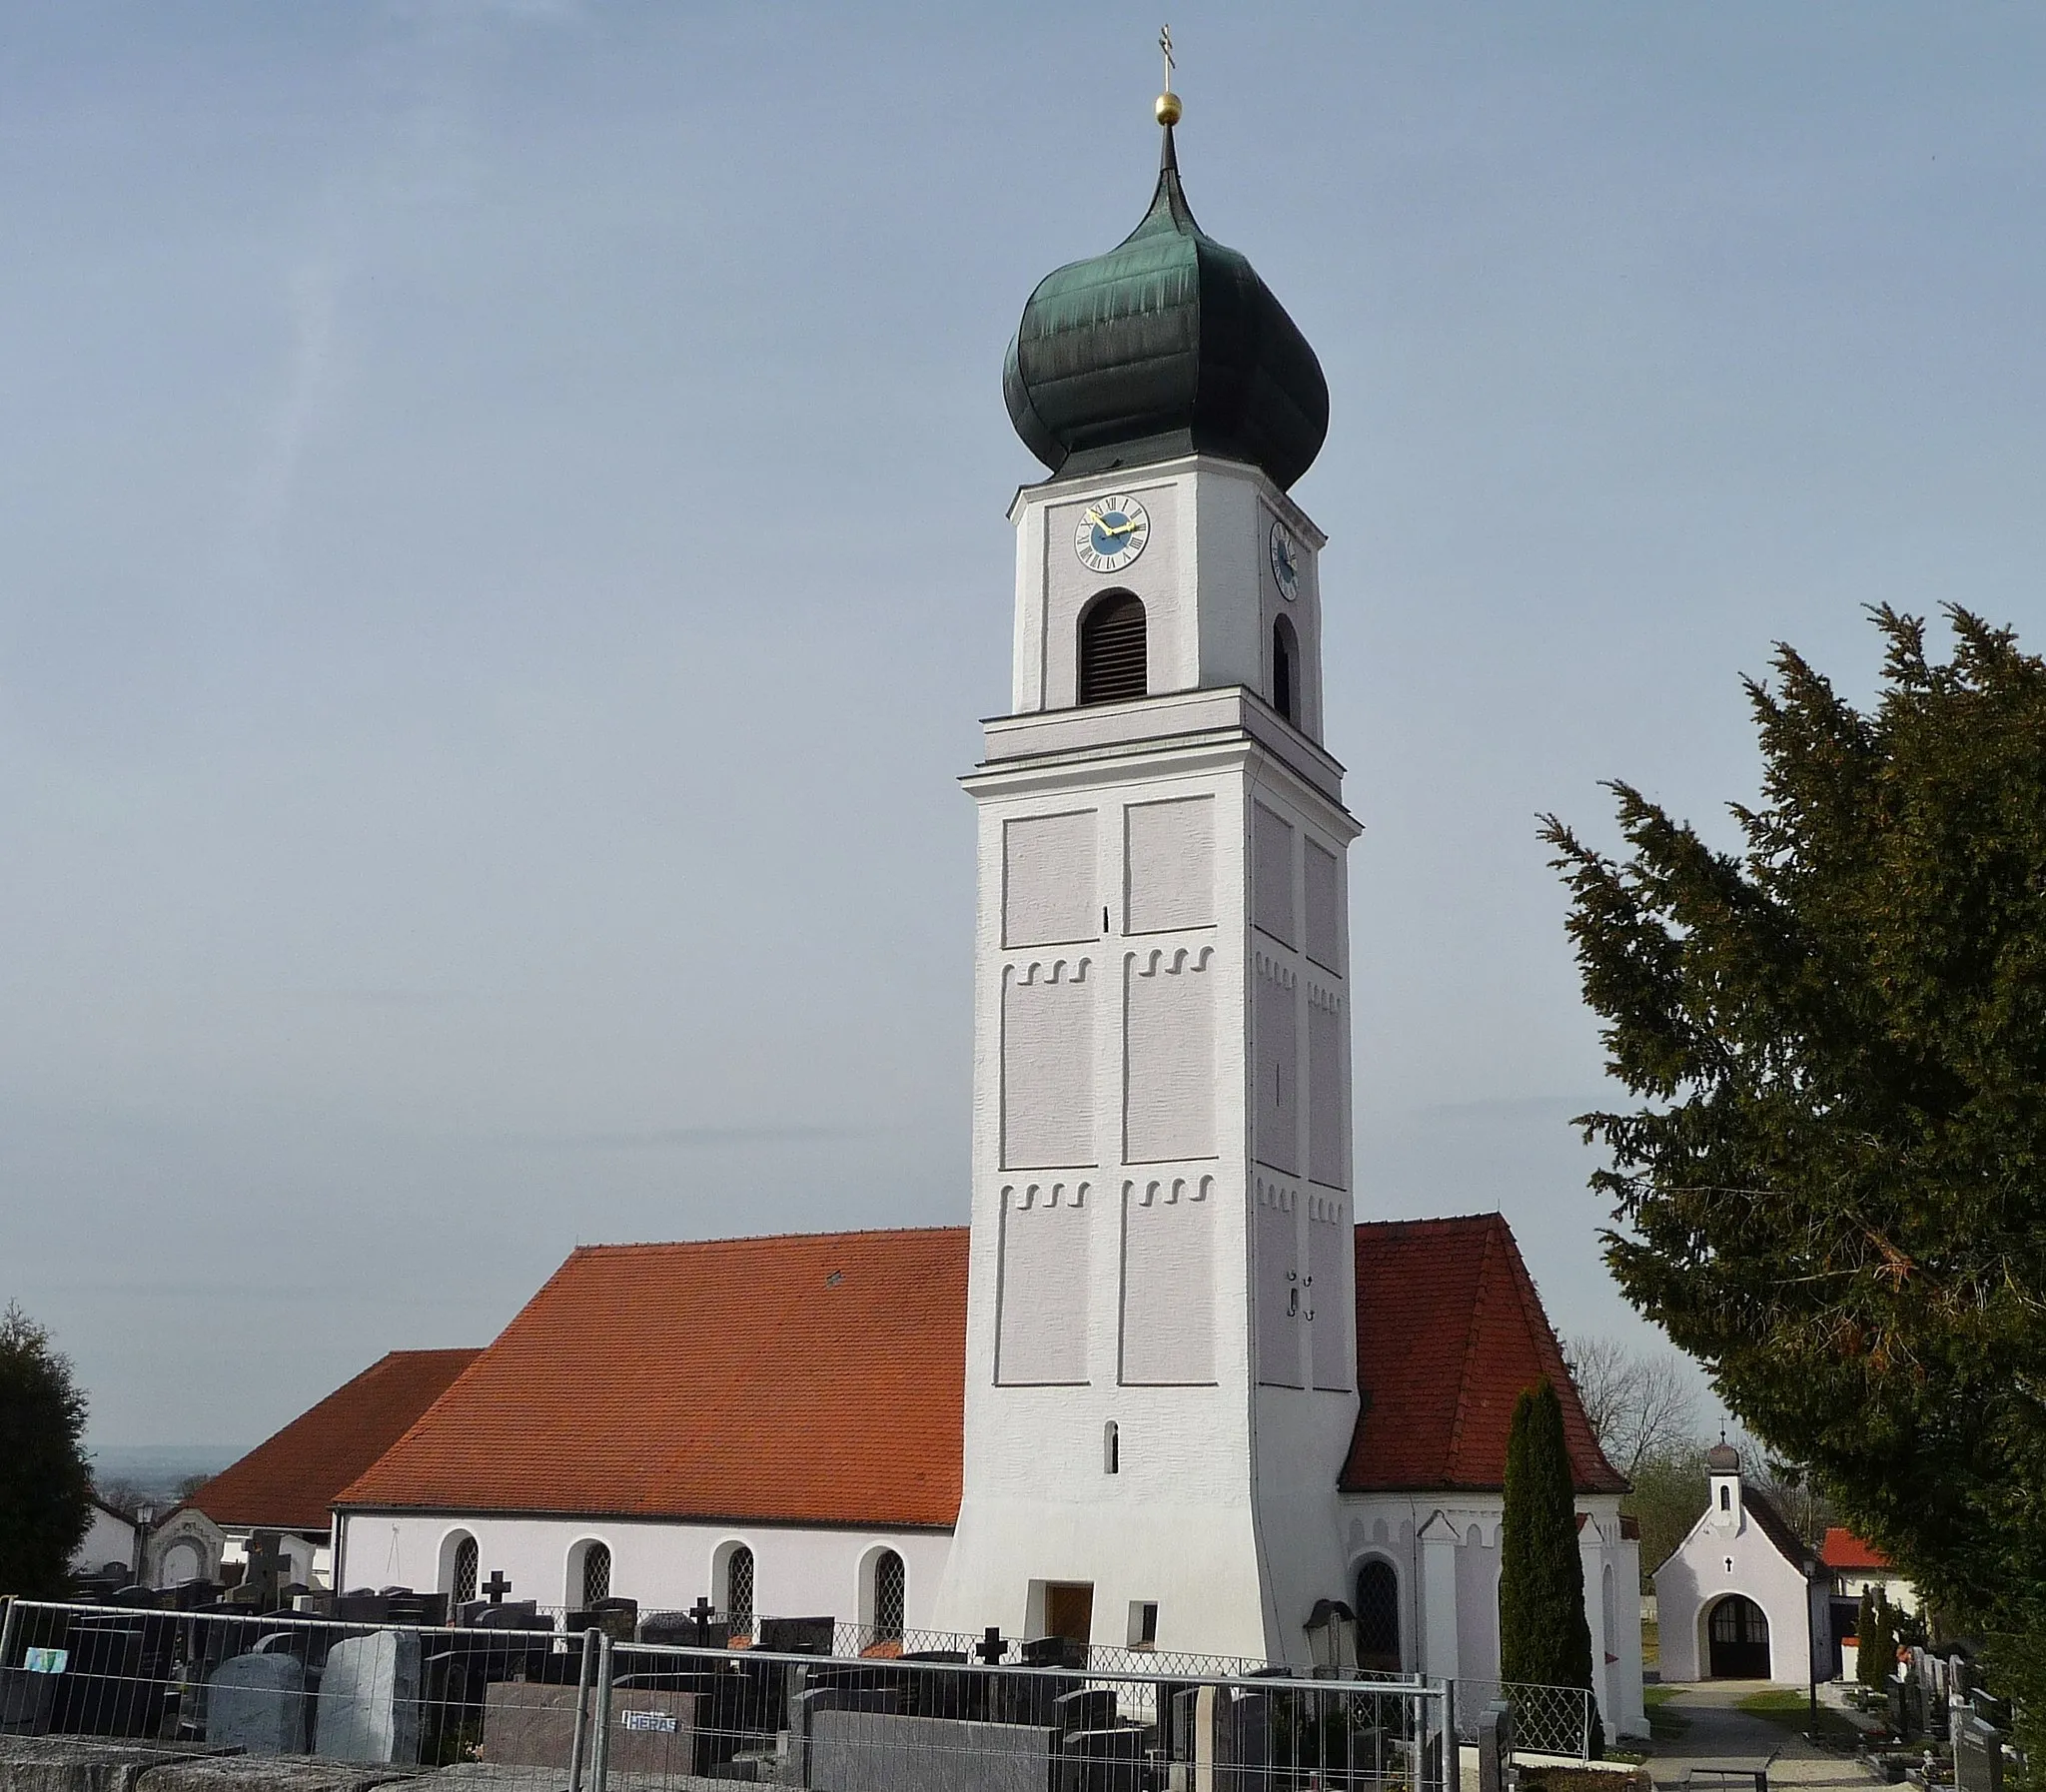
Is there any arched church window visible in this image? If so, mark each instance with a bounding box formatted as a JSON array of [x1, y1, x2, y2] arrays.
[[1355, 1558, 1400, 1671], [872, 1549, 906, 1643], [1104, 1421, 1120, 1475], [1078, 591, 1147, 705], [451, 1535, 479, 1606], [576, 1540, 611, 1606], [725, 1545, 755, 1636], [1273, 614, 1300, 724]]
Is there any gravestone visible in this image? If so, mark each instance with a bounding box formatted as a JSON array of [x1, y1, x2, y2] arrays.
[[567, 1598, 638, 1643], [314, 1629, 421, 1764], [1955, 1715, 2004, 1792], [1054, 1688, 1116, 1737], [1479, 1701, 1514, 1792], [1058, 1726, 1143, 1792], [757, 1616, 835, 1655], [1022, 1636, 1087, 1669], [466, 1601, 543, 1632], [243, 1534, 287, 1610], [207, 1651, 308, 1754], [808, 1707, 1059, 1792], [639, 1611, 730, 1649]]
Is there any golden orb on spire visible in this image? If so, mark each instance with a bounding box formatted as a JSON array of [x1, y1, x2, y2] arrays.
[[1155, 23, 1180, 126]]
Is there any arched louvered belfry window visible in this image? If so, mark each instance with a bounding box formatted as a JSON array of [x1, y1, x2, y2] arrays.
[[1273, 613, 1300, 724], [1078, 591, 1147, 705]]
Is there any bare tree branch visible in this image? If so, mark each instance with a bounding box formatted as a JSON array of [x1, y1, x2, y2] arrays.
[[1560, 1334, 1705, 1479]]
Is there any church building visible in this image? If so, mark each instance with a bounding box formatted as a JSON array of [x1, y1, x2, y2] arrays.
[[329, 95, 1645, 1740]]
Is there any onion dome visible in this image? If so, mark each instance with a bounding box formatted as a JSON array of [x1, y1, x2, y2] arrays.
[[1003, 121, 1330, 491], [1705, 1440, 1741, 1472]]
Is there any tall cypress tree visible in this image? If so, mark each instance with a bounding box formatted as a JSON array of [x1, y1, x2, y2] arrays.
[[1500, 1379, 1604, 1755], [0, 1303, 92, 1597], [1854, 1586, 1880, 1689]]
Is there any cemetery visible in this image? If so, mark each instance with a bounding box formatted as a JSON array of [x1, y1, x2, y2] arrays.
[[0, 1582, 1464, 1792]]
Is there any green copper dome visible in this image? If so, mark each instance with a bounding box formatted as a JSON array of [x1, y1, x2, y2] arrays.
[[1004, 127, 1329, 491]]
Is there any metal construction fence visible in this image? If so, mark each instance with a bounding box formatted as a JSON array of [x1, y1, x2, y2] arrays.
[[1, 1598, 1461, 1791]]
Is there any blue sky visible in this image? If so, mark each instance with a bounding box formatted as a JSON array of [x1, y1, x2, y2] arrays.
[[4, 2, 2044, 1446]]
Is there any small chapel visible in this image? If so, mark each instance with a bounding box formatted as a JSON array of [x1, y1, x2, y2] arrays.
[[262, 86, 1643, 1738]]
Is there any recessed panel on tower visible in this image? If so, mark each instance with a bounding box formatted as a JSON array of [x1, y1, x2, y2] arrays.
[[1305, 839, 1343, 973], [1119, 1175, 1217, 1386], [1001, 958, 1096, 1170], [1307, 983, 1347, 1191], [1252, 804, 1296, 946], [1125, 796, 1216, 933], [1252, 952, 1300, 1177], [1124, 946, 1217, 1164], [996, 1183, 1091, 1385], [1253, 1176, 1305, 1389], [1004, 811, 1099, 948]]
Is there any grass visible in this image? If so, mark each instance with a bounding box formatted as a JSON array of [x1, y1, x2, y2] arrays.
[[1735, 1686, 1863, 1749], [1642, 1620, 1660, 1672], [1644, 1684, 1691, 1745]]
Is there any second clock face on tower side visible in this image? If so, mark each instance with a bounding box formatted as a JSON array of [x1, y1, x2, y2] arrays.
[[1074, 494, 1151, 573], [1269, 518, 1301, 600]]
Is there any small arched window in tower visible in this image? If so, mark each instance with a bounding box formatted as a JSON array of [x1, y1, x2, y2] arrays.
[[1104, 1421, 1120, 1475], [1078, 591, 1147, 705], [873, 1549, 906, 1643], [725, 1545, 755, 1636], [451, 1535, 479, 1606], [1273, 614, 1300, 724], [579, 1541, 611, 1606]]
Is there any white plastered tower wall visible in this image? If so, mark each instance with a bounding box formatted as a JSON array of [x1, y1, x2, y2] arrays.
[[932, 454, 1362, 1666]]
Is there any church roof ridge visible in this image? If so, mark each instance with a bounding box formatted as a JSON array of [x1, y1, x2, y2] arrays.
[[567, 1224, 969, 1258]]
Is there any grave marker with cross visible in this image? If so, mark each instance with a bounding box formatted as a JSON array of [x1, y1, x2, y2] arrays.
[[483, 1569, 512, 1605]]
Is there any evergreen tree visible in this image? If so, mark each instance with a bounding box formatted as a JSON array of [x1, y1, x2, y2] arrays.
[[1540, 608, 2046, 1756], [1500, 1379, 1604, 1755], [1854, 1586, 1876, 1688], [0, 1303, 92, 1596]]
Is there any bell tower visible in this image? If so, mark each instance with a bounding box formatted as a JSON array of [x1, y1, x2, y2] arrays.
[[932, 87, 1362, 1666]]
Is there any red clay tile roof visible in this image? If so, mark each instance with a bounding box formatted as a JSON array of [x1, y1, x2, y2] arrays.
[[336, 1230, 969, 1529], [1341, 1215, 1625, 1495], [1822, 1527, 1893, 1571], [191, 1349, 481, 1531]]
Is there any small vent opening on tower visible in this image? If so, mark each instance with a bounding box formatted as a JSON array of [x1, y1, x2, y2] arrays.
[[1079, 591, 1147, 705]]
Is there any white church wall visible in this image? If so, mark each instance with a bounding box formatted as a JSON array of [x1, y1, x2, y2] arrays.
[[72, 1503, 139, 1577], [334, 1512, 951, 1632]]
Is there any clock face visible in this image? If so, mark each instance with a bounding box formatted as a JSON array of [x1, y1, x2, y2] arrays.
[[1074, 494, 1151, 573], [1269, 519, 1302, 600]]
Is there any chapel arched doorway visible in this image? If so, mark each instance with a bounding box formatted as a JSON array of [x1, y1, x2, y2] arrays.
[[1706, 1593, 1771, 1679]]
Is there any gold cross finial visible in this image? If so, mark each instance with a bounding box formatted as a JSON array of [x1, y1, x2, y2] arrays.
[[1156, 23, 1182, 126]]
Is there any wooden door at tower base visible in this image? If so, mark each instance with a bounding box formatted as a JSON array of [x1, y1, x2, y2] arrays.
[[1045, 1582, 1095, 1650]]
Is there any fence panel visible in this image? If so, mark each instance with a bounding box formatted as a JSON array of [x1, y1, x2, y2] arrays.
[[0, 1598, 589, 1787], [598, 1635, 1451, 1792], [1452, 1676, 1594, 1763]]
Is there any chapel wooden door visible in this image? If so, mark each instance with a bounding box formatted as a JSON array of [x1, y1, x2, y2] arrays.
[[1707, 1594, 1771, 1678]]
